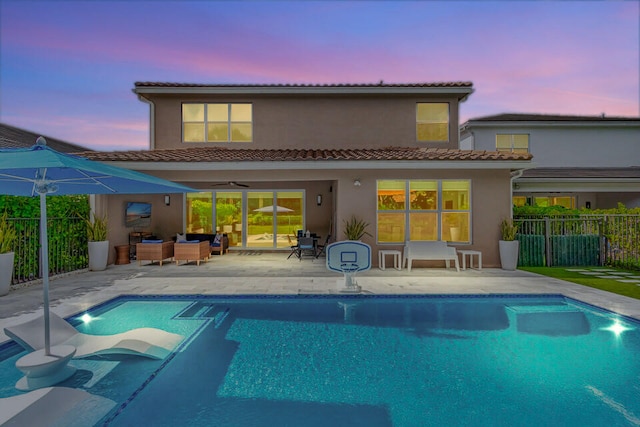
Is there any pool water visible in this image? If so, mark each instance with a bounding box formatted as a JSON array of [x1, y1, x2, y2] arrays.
[[1, 294, 639, 426]]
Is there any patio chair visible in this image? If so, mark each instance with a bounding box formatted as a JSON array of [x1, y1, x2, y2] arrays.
[[210, 233, 229, 256], [315, 234, 331, 258], [286, 235, 300, 259], [4, 312, 184, 360], [136, 240, 174, 266], [297, 237, 316, 261], [174, 240, 210, 266]]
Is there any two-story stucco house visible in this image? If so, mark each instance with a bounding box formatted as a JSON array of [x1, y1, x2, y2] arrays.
[[460, 114, 640, 209], [84, 82, 532, 267]]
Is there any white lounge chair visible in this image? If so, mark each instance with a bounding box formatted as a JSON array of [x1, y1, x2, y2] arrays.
[[4, 313, 183, 360], [0, 387, 116, 427]]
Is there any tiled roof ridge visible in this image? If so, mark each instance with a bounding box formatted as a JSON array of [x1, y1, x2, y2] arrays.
[[468, 113, 640, 122], [79, 146, 532, 162], [134, 81, 473, 88], [0, 122, 90, 152]]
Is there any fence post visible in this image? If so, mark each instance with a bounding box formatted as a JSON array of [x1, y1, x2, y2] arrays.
[[545, 217, 551, 267], [598, 217, 605, 266]]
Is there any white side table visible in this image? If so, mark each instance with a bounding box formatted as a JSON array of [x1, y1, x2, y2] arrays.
[[378, 250, 402, 271], [458, 250, 482, 270]]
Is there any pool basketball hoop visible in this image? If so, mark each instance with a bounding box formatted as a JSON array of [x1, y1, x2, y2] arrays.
[[326, 241, 371, 293]]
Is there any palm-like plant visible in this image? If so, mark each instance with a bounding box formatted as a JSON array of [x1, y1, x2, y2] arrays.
[[343, 215, 372, 240], [86, 214, 108, 242], [500, 218, 518, 241]]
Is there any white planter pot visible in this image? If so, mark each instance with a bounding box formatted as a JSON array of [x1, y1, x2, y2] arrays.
[[0, 252, 14, 296], [499, 240, 519, 271], [88, 241, 109, 271]]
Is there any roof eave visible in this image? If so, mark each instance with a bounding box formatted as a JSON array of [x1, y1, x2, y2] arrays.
[[103, 159, 533, 172], [133, 85, 474, 98], [462, 120, 640, 129]]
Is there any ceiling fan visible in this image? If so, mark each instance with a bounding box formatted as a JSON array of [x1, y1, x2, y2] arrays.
[[211, 181, 250, 188]]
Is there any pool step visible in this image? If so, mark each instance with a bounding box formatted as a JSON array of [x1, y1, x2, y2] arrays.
[[505, 302, 578, 314], [177, 302, 230, 328], [506, 303, 590, 336]]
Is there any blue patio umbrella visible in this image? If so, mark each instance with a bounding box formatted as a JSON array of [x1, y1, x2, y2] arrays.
[[0, 138, 196, 355]]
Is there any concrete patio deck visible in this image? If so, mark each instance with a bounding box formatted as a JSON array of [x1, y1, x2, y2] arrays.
[[2, 251, 640, 344]]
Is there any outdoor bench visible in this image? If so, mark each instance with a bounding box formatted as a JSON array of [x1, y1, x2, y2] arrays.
[[403, 241, 460, 272]]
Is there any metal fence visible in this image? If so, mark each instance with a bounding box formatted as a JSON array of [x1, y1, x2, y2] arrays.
[[514, 215, 640, 270], [8, 217, 88, 284]]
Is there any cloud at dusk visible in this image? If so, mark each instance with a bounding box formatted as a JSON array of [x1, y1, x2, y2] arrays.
[[1, 1, 637, 151]]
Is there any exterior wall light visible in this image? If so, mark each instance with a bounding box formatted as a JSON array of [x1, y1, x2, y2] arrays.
[[353, 179, 361, 187], [317, 194, 322, 206], [164, 195, 171, 206]]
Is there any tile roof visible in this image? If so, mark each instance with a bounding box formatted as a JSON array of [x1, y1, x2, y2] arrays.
[[522, 167, 640, 179], [79, 147, 532, 163], [134, 81, 473, 89], [467, 113, 640, 122], [0, 123, 90, 152]]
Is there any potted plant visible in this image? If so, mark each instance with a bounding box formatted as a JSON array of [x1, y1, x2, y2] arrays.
[[87, 213, 109, 271], [499, 218, 519, 270], [343, 215, 372, 241], [0, 213, 17, 296]]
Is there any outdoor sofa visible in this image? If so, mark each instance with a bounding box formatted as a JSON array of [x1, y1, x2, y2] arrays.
[[186, 233, 229, 255]]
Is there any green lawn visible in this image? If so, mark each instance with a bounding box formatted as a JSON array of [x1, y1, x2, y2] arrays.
[[520, 266, 640, 300]]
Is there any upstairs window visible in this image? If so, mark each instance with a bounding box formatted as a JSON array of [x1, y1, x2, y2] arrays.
[[183, 103, 252, 143], [496, 134, 529, 153], [416, 103, 449, 142]]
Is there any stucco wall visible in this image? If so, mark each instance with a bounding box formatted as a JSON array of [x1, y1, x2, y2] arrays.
[[333, 169, 512, 268], [146, 93, 461, 150], [98, 193, 183, 265], [470, 125, 640, 168], [98, 168, 512, 267]]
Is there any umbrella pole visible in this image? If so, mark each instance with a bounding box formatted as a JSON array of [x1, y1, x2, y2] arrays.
[[40, 193, 51, 356]]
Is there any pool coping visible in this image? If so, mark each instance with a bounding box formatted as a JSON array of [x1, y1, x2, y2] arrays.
[[1, 258, 640, 346]]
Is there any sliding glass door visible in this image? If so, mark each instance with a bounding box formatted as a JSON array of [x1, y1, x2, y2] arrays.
[[186, 190, 304, 249], [246, 191, 303, 248], [215, 192, 243, 247]]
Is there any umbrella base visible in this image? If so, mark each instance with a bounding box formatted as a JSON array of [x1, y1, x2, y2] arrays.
[[15, 345, 77, 391]]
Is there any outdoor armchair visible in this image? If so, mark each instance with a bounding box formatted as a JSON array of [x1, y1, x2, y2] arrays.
[[136, 240, 174, 266], [174, 240, 210, 266]]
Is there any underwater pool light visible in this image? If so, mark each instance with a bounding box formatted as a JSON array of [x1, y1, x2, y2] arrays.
[[81, 313, 93, 324]]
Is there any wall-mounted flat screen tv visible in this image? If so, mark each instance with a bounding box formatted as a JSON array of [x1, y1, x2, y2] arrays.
[[125, 202, 151, 228]]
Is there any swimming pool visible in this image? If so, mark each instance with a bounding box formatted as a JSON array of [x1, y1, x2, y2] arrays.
[[1, 294, 639, 426]]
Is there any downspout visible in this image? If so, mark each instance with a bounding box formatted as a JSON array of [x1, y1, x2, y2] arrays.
[[135, 93, 155, 150], [509, 169, 524, 219]]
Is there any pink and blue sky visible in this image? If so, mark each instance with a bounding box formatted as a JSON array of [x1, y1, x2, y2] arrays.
[[1, 1, 638, 151]]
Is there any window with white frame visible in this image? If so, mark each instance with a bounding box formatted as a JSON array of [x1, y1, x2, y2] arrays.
[[416, 103, 449, 142], [182, 103, 252, 143], [377, 179, 471, 243], [496, 134, 529, 153]]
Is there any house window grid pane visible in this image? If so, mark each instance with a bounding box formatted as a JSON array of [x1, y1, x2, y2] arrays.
[[416, 103, 449, 142], [496, 134, 529, 153], [183, 103, 252, 143], [376, 179, 471, 244]]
